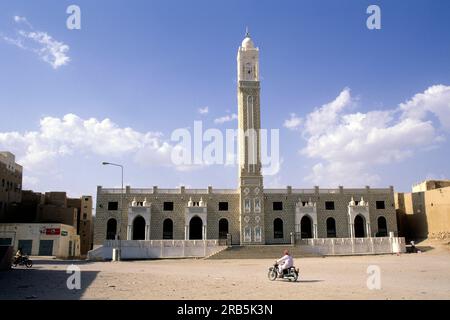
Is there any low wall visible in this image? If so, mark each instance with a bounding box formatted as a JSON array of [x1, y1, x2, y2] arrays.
[[295, 237, 406, 255], [88, 237, 406, 260], [88, 240, 226, 260]]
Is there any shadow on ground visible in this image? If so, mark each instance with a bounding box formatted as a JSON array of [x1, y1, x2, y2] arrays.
[[0, 261, 98, 300], [405, 245, 434, 253]]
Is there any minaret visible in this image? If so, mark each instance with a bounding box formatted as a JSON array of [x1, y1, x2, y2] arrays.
[[237, 28, 262, 187], [237, 29, 265, 244]]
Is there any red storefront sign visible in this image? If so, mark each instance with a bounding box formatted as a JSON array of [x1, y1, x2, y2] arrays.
[[45, 228, 60, 235]]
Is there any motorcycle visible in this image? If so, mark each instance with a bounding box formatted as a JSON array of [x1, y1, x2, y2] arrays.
[[12, 255, 33, 268], [268, 262, 299, 282]]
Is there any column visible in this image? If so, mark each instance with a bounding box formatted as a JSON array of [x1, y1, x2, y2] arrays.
[[202, 225, 207, 240], [313, 224, 318, 239], [127, 225, 132, 240], [145, 224, 150, 240], [185, 225, 189, 240], [366, 223, 371, 238], [349, 223, 354, 238]]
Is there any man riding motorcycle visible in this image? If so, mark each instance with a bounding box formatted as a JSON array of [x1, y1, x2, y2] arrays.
[[276, 249, 294, 276], [14, 248, 23, 264]]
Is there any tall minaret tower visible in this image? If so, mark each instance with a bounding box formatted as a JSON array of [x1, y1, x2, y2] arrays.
[[237, 29, 265, 244]]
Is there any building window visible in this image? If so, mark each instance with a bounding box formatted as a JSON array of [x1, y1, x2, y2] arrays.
[[163, 202, 174, 211], [83, 214, 87, 220], [244, 199, 251, 213], [85, 198, 89, 201], [325, 201, 335, 210], [273, 202, 283, 211], [107, 202, 118, 211], [254, 198, 261, 213], [218, 202, 229, 211], [244, 226, 251, 242], [376, 201, 385, 210]]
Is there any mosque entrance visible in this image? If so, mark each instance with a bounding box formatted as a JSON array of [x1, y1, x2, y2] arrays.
[[189, 216, 203, 240], [133, 216, 146, 240], [354, 215, 366, 238], [106, 218, 117, 240], [219, 218, 229, 239], [377, 216, 388, 237], [300, 216, 313, 239]]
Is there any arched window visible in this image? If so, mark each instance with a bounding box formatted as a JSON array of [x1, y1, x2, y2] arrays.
[[354, 215, 366, 238], [300, 216, 313, 239], [219, 218, 229, 239], [274, 218, 283, 239], [163, 219, 173, 240], [133, 216, 146, 240], [106, 218, 117, 240], [377, 216, 388, 237], [189, 216, 203, 240], [326, 218, 336, 238]]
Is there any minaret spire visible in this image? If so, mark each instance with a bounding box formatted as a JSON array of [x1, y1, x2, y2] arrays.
[[245, 26, 250, 37]]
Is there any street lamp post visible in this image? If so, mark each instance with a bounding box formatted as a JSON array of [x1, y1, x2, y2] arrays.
[[102, 162, 123, 261]]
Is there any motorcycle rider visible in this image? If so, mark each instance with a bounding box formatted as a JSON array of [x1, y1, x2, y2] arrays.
[[276, 249, 294, 276], [14, 247, 23, 264]]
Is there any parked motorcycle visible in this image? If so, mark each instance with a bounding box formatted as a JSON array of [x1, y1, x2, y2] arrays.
[[12, 255, 33, 268], [268, 262, 299, 281]]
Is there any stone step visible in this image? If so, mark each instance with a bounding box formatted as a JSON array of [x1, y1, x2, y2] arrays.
[[207, 245, 323, 259]]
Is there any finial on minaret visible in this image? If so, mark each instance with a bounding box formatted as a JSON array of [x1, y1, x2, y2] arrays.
[[245, 26, 250, 37]]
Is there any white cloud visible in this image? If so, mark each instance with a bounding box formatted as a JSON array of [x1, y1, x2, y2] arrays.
[[198, 106, 209, 115], [0, 114, 174, 173], [303, 88, 353, 137], [14, 16, 33, 28], [20, 30, 70, 69], [299, 85, 450, 187], [399, 85, 450, 130], [214, 113, 238, 124], [283, 113, 302, 130], [1, 16, 70, 69]]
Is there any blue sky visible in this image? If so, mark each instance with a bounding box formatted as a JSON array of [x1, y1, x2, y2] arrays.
[[0, 0, 449, 199]]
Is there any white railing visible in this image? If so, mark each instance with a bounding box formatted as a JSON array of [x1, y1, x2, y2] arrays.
[[101, 189, 124, 194], [91, 240, 225, 260], [318, 189, 340, 194], [130, 189, 154, 194], [264, 189, 288, 194], [342, 188, 390, 194], [291, 189, 316, 194], [294, 237, 405, 255], [186, 189, 208, 194], [156, 189, 181, 194], [213, 189, 237, 194], [369, 188, 392, 194]]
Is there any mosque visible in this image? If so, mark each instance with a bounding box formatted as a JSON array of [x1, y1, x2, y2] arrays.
[[93, 31, 398, 249]]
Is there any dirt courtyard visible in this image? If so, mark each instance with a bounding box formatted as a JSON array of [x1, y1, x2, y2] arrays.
[[1, 243, 449, 300]]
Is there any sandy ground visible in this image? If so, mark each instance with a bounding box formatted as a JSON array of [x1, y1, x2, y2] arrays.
[[1, 242, 449, 300]]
